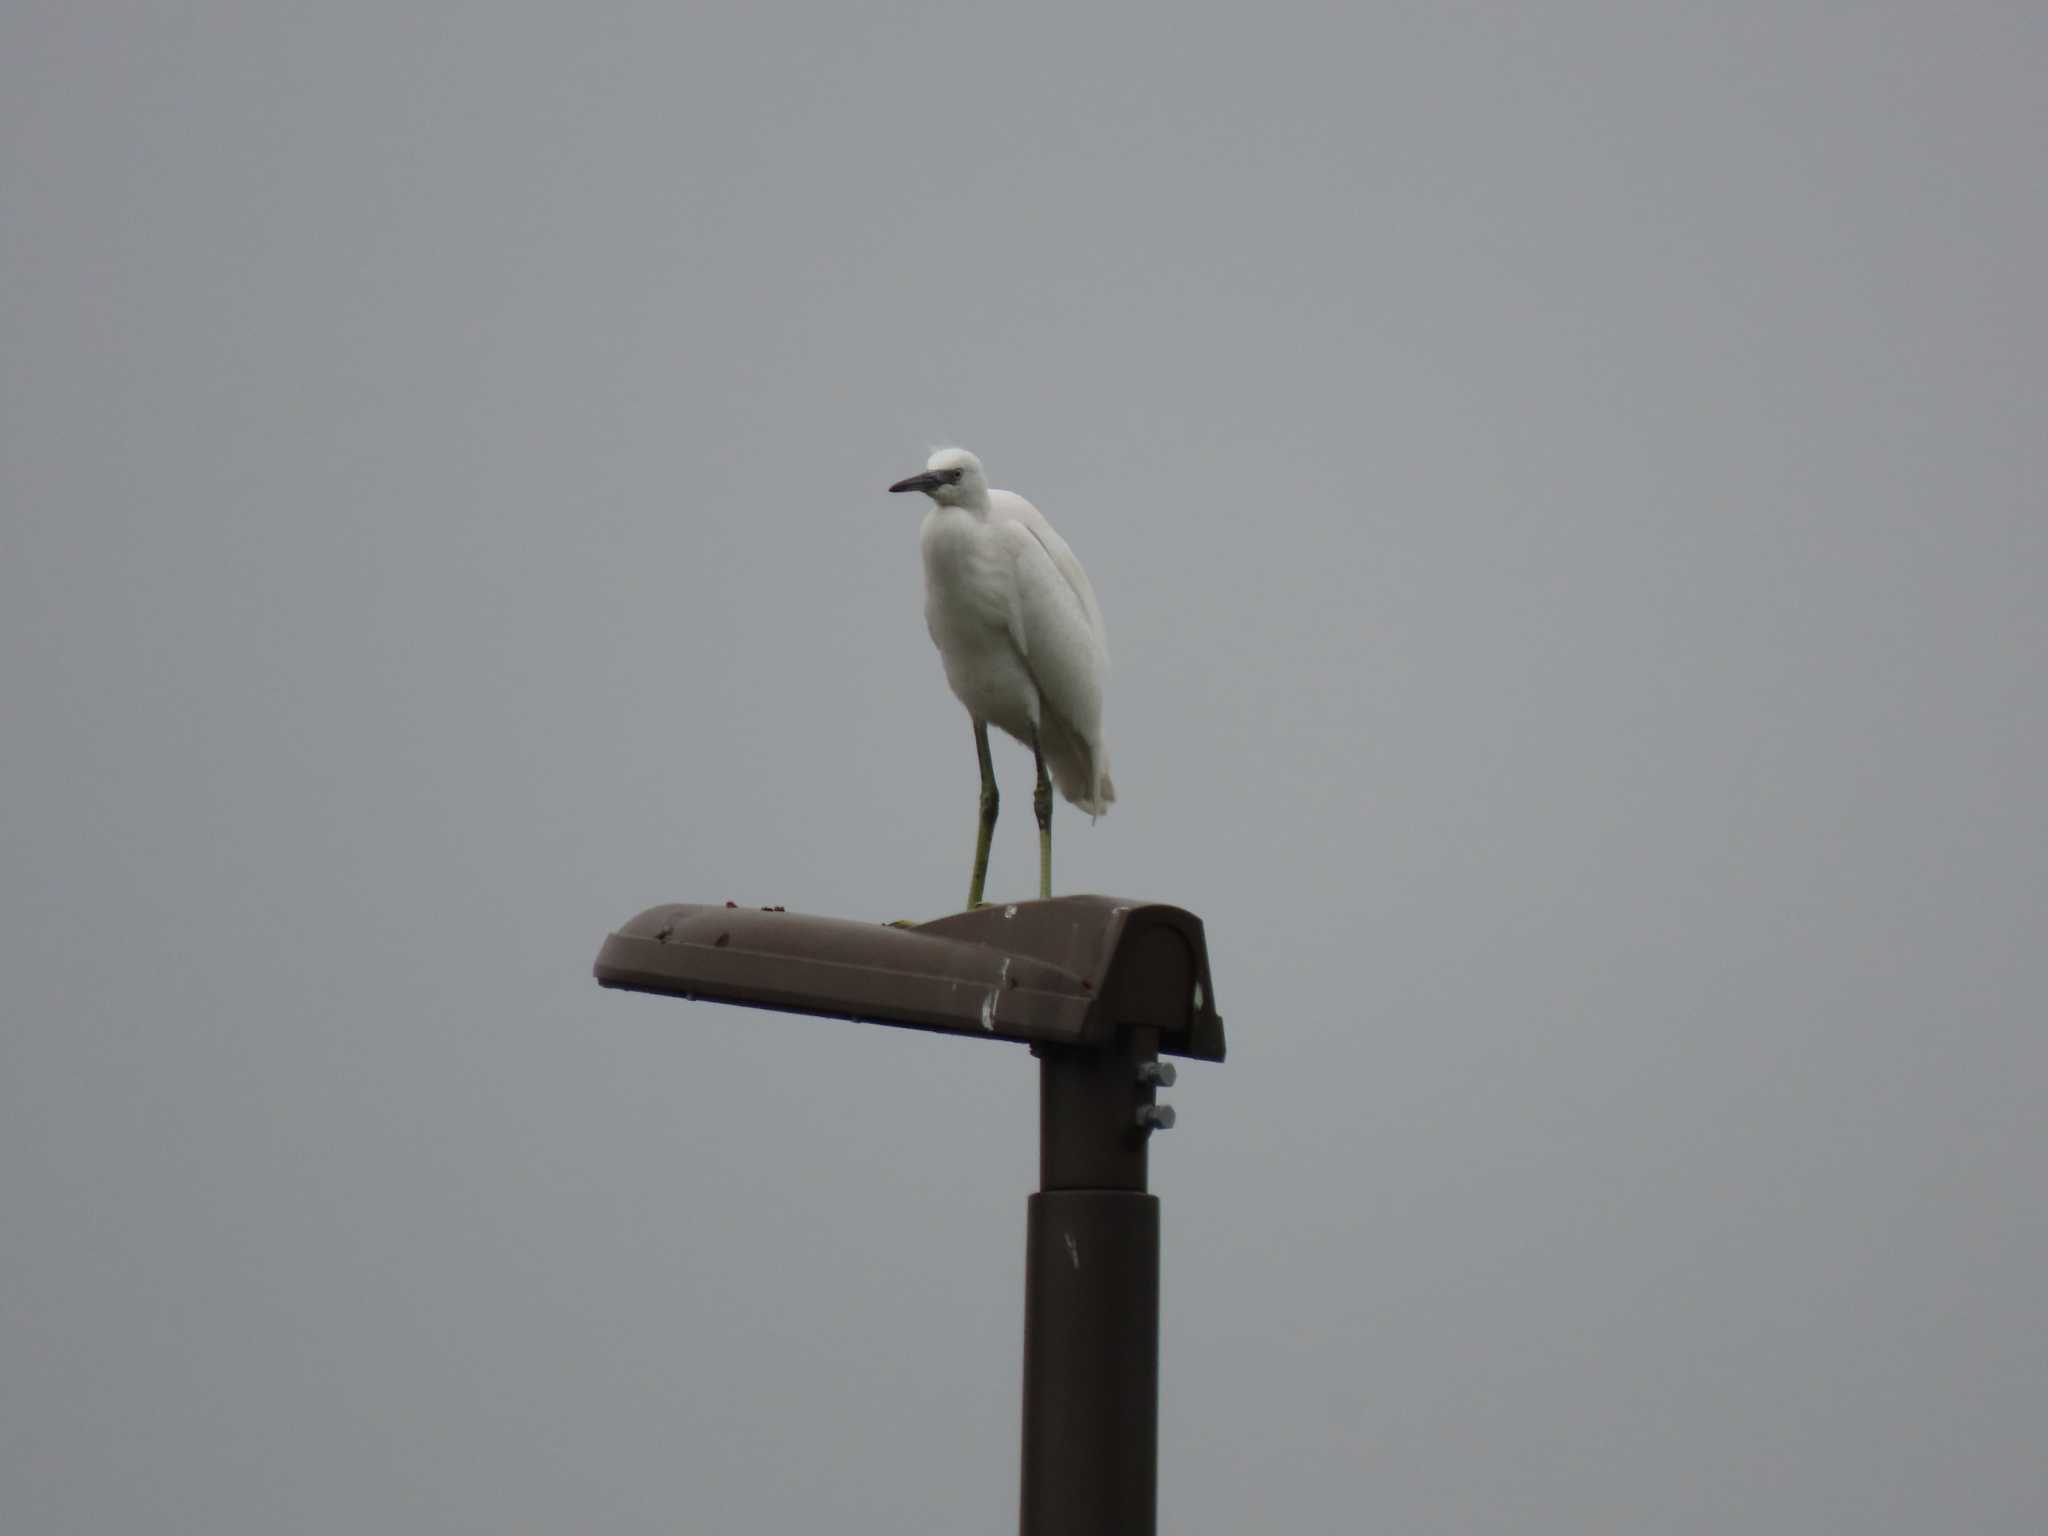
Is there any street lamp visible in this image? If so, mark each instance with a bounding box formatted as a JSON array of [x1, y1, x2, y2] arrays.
[[594, 894, 1223, 1536]]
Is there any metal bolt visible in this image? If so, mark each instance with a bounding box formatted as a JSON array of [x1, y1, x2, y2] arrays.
[[1135, 1103, 1176, 1132], [1137, 1060, 1178, 1087]]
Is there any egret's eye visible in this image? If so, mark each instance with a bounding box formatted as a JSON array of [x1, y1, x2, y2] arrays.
[[944, 469, 964, 484]]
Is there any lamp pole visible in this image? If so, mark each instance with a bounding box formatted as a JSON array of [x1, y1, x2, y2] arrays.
[[1021, 1028, 1172, 1536]]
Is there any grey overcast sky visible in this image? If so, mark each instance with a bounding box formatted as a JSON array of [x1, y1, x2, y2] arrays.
[[4, 3, 2043, 1532]]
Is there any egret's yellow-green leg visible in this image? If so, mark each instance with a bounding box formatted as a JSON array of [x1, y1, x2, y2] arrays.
[[967, 719, 999, 910], [1033, 735, 1053, 900]]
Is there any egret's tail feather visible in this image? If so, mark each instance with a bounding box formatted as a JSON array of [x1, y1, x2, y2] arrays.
[[1080, 765, 1116, 820], [1043, 718, 1114, 818]]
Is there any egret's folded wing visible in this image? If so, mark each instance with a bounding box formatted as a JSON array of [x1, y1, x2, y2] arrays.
[[988, 491, 1109, 654], [992, 509, 1106, 743]]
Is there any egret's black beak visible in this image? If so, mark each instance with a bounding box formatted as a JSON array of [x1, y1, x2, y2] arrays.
[[889, 471, 944, 495]]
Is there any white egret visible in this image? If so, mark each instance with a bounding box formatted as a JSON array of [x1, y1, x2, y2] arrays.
[[889, 448, 1114, 909]]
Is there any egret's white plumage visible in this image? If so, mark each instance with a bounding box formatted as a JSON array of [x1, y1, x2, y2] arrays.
[[889, 447, 1113, 906]]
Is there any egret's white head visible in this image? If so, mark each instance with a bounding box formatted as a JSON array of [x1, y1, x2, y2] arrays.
[[889, 447, 989, 508]]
